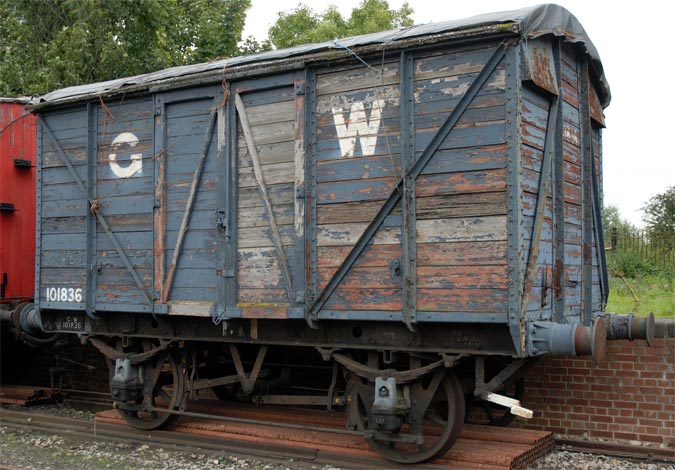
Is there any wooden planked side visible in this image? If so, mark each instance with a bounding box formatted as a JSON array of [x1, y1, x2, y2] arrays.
[[236, 86, 297, 306], [162, 96, 220, 303], [90, 97, 157, 306]]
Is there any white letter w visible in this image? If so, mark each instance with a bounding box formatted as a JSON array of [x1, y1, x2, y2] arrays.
[[332, 99, 384, 158]]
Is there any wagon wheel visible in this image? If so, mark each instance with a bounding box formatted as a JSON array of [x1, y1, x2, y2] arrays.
[[466, 378, 525, 427], [119, 351, 185, 430], [347, 370, 465, 464]]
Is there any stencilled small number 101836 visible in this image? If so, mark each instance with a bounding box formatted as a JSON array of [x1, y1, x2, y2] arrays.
[[45, 287, 83, 303]]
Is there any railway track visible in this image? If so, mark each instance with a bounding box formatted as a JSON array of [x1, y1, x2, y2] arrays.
[[2, 397, 553, 470], [2, 389, 672, 468]]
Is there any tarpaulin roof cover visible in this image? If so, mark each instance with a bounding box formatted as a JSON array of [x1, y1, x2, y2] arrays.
[[35, 4, 609, 107]]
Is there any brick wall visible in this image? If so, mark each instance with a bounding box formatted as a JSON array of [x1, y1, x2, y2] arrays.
[[519, 320, 675, 450]]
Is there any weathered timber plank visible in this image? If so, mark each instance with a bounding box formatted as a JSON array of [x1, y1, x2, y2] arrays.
[[564, 180, 581, 205], [417, 288, 507, 312], [317, 266, 400, 290], [316, 221, 401, 247], [521, 121, 545, 150], [42, 199, 87, 219], [237, 139, 295, 165], [413, 43, 502, 81], [40, 268, 86, 287], [237, 203, 294, 229], [41, 233, 88, 251], [43, 146, 87, 167], [240, 119, 294, 147], [97, 249, 152, 267], [414, 121, 505, 152], [414, 91, 504, 118], [315, 86, 400, 116], [243, 100, 295, 126], [317, 176, 396, 204], [315, 61, 400, 95], [561, 80, 580, 109], [421, 144, 507, 175], [238, 161, 296, 187], [323, 287, 402, 311], [413, 69, 505, 107], [239, 267, 286, 289], [240, 306, 289, 319], [238, 184, 294, 208], [41, 165, 87, 185], [415, 105, 505, 131], [317, 244, 402, 268], [316, 154, 402, 183], [416, 265, 508, 289], [317, 201, 401, 225], [416, 169, 507, 197], [238, 288, 288, 303], [416, 240, 507, 266], [237, 225, 295, 249], [40, 250, 86, 268], [416, 192, 506, 220], [417, 216, 507, 243]]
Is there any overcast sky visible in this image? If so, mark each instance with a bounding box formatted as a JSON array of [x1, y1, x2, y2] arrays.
[[242, 0, 671, 227]]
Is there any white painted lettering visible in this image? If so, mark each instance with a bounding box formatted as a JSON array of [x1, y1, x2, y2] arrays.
[[332, 99, 384, 158], [109, 132, 143, 178]]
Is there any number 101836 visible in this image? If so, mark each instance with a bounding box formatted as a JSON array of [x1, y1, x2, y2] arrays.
[[45, 287, 83, 303]]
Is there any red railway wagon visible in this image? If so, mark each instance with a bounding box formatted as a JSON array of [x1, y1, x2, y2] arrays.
[[0, 99, 37, 307]]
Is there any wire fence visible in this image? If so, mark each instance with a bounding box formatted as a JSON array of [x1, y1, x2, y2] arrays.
[[606, 227, 675, 275]]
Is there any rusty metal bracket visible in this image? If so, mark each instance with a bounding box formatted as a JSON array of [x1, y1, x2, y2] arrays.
[[473, 357, 530, 394], [228, 343, 268, 395], [88, 337, 171, 364], [332, 352, 443, 384]]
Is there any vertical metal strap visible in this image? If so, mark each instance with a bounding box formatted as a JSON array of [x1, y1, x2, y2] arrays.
[[235, 93, 294, 302], [579, 55, 594, 324], [161, 107, 217, 303], [305, 69, 319, 328], [216, 86, 231, 320], [153, 95, 167, 303], [551, 40, 565, 323], [307, 41, 510, 321], [293, 77, 307, 306], [400, 50, 417, 331], [39, 116, 154, 307], [85, 103, 98, 317], [505, 42, 524, 355]]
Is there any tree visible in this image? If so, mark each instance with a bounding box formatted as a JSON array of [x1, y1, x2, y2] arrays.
[[267, 0, 414, 50], [603, 204, 639, 236], [0, 0, 251, 96], [642, 186, 675, 246]]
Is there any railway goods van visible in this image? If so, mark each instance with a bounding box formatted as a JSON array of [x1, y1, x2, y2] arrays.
[[26, 5, 653, 463]]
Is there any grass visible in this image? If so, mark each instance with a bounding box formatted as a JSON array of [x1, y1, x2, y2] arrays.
[[606, 274, 675, 319]]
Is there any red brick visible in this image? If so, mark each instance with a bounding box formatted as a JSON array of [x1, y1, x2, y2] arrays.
[[614, 431, 639, 441], [639, 434, 664, 444], [639, 418, 664, 427], [615, 401, 638, 409], [594, 415, 614, 423]]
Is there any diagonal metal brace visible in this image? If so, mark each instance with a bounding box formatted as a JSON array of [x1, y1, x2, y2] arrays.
[[307, 41, 510, 321]]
